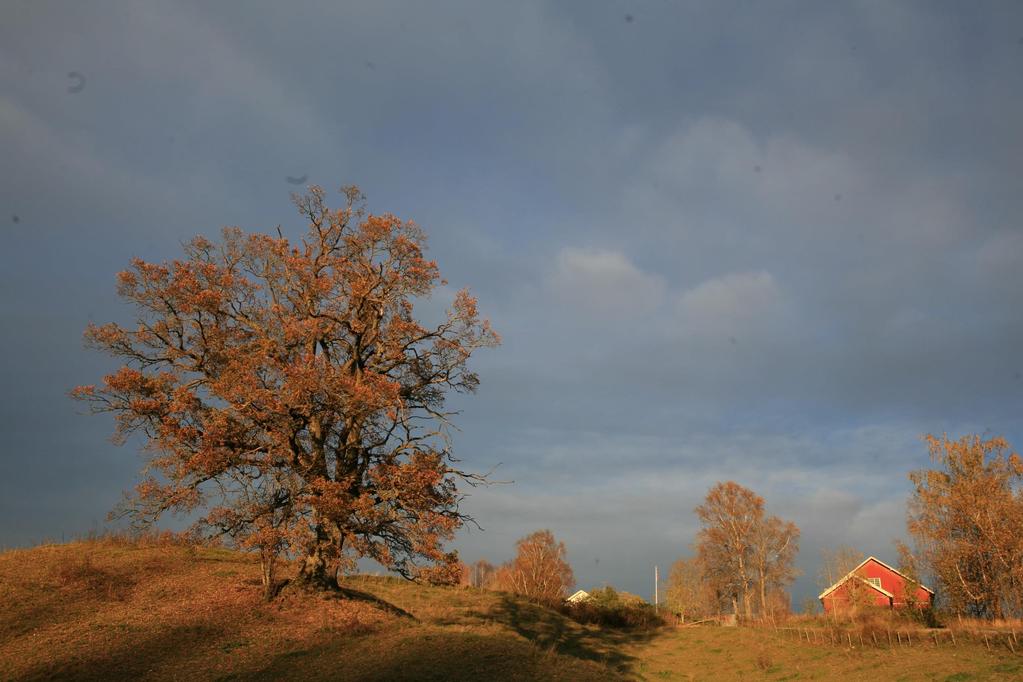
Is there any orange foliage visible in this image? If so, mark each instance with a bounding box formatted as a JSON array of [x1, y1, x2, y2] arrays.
[[494, 530, 575, 605], [73, 185, 499, 596], [694, 482, 799, 621], [908, 434, 1023, 618]]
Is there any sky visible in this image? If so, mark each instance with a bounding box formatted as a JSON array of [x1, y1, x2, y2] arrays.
[[1, 1, 1022, 608]]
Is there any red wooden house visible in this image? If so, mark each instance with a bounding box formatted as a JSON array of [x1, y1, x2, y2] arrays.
[[818, 556, 933, 614]]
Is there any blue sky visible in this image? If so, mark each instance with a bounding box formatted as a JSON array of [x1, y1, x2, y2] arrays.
[[2, 1, 1022, 607]]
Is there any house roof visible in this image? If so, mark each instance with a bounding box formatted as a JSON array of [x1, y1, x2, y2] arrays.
[[566, 589, 590, 603], [817, 556, 935, 601]]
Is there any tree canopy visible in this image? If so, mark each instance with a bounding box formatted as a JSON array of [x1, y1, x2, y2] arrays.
[[494, 529, 575, 604], [695, 481, 799, 620], [907, 434, 1023, 618], [73, 186, 499, 596]]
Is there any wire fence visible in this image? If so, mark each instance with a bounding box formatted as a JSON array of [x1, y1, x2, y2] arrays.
[[774, 625, 1022, 654]]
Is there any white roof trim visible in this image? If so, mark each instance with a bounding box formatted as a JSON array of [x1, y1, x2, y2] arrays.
[[817, 556, 934, 601]]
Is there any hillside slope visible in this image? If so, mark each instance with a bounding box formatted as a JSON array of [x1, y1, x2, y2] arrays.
[[0, 539, 630, 681], [4, 539, 1021, 681]]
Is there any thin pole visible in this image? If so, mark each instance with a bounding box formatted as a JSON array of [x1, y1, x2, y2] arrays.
[[654, 565, 659, 610]]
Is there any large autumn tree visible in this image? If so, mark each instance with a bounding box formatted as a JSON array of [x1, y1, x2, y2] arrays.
[[907, 434, 1023, 618], [72, 186, 499, 597]]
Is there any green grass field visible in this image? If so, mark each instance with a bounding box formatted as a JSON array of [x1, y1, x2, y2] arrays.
[[1, 539, 1019, 680]]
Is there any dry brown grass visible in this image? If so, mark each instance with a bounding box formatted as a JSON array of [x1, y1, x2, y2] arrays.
[[0, 537, 624, 680], [626, 624, 1023, 680], [950, 616, 1023, 632], [9, 538, 1018, 680]]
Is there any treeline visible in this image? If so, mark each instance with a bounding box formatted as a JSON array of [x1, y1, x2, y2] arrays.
[[460, 433, 1022, 626], [666, 433, 1023, 624], [461, 482, 803, 624]]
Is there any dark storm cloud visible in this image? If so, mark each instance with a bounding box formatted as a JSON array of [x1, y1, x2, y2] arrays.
[[1, 1, 1021, 604]]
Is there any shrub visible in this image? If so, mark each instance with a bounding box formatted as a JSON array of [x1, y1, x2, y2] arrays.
[[561, 587, 665, 630], [904, 605, 943, 628]]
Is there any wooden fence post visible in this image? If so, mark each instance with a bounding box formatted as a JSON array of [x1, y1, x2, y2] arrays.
[[871, 631, 878, 647], [950, 630, 956, 647], [984, 632, 991, 650], [887, 630, 892, 647]]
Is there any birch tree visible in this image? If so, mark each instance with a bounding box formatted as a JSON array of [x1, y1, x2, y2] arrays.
[[907, 434, 1023, 618], [695, 481, 799, 620], [498, 530, 575, 604]]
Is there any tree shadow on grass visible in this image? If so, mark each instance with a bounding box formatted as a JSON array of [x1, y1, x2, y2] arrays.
[[334, 585, 417, 620], [223, 628, 616, 681], [17, 622, 225, 681], [473, 594, 659, 674], [274, 578, 417, 620]]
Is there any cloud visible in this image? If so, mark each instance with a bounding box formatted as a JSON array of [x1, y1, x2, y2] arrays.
[[454, 420, 937, 600], [3, 0, 1023, 612], [674, 270, 788, 338], [549, 247, 666, 318]]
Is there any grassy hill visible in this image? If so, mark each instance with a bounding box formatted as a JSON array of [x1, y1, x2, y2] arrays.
[[0, 538, 637, 680], [1, 538, 1021, 680]]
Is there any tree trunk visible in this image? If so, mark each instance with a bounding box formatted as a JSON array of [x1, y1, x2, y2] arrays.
[[296, 524, 337, 590], [260, 546, 277, 601]]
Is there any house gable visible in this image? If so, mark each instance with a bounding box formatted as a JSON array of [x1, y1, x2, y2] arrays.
[[818, 556, 933, 612]]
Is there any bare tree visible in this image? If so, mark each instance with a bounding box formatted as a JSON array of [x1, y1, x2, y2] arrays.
[[818, 546, 874, 617], [467, 559, 497, 589], [818, 546, 863, 591], [666, 556, 716, 622], [751, 515, 800, 619]]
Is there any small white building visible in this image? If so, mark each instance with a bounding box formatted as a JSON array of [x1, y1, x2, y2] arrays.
[[566, 589, 591, 604]]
